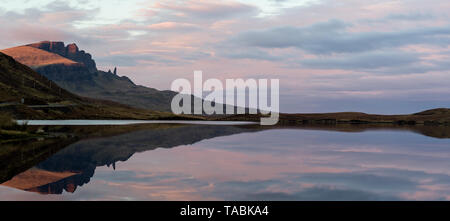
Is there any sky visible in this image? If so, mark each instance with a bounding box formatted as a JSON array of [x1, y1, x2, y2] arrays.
[[0, 0, 449, 113]]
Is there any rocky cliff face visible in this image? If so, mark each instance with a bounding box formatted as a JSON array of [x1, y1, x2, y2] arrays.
[[34, 63, 94, 83], [27, 41, 97, 73]]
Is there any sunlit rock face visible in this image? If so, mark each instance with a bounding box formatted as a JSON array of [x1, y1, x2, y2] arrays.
[[0, 45, 79, 68], [28, 41, 66, 56], [27, 41, 97, 73], [9, 41, 99, 84]]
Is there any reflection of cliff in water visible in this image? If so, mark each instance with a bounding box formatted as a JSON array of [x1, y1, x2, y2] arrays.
[[0, 138, 78, 184], [26, 169, 94, 194], [3, 124, 257, 194]]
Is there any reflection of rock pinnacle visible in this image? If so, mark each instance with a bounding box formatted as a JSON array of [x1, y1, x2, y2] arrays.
[[65, 183, 76, 193]]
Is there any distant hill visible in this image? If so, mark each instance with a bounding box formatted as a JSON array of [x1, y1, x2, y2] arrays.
[[0, 52, 192, 120], [216, 108, 450, 125], [1, 41, 182, 112]]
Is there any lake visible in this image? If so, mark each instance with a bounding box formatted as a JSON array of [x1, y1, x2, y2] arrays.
[[0, 122, 449, 200]]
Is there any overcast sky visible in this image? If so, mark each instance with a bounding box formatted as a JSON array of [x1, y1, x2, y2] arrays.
[[0, 0, 449, 113]]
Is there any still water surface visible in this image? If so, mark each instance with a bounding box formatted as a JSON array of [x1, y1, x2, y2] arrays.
[[0, 122, 449, 200]]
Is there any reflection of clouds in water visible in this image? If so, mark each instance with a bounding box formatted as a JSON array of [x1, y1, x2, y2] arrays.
[[94, 170, 211, 192], [86, 169, 216, 200], [83, 172, 405, 200], [243, 188, 400, 201], [291, 173, 417, 192], [83, 166, 450, 200]]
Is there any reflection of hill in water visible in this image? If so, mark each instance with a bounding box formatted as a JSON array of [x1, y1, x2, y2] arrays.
[[1, 123, 449, 195], [0, 138, 78, 184], [2, 124, 257, 194]]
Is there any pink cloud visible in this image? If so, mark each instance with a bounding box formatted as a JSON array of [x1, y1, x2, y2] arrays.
[[151, 0, 258, 19], [147, 21, 199, 30]]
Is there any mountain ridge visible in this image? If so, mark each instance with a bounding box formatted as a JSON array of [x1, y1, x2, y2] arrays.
[[1, 41, 238, 113], [27, 41, 97, 72], [1, 41, 181, 112], [0, 52, 194, 120]]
